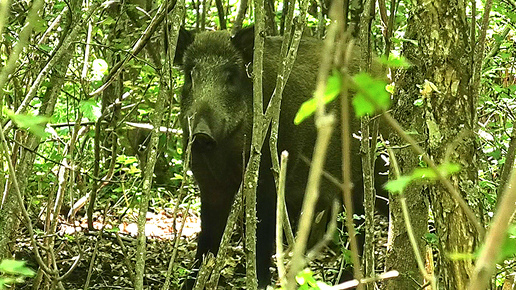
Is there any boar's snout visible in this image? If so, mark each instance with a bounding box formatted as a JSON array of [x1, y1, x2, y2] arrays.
[[192, 118, 216, 150]]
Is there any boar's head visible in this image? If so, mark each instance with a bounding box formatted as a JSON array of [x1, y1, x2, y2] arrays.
[[176, 27, 256, 186]]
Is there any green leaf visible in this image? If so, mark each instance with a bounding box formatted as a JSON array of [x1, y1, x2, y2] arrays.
[[0, 260, 35, 277], [54, 2, 66, 10], [424, 233, 438, 245], [386, 84, 395, 94], [352, 72, 390, 117], [385, 163, 461, 195], [33, 17, 47, 34], [351, 91, 375, 117], [79, 99, 102, 122], [412, 163, 461, 180], [294, 70, 342, 125], [487, 149, 502, 159], [106, 227, 120, 233], [0, 277, 17, 289], [498, 225, 516, 262], [63, 234, 75, 242], [296, 269, 320, 289], [3, 109, 49, 138], [377, 55, 411, 68], [384, 176, 412, 194], [127, 165, 141, 174], [38, 44, 53, 53], [411, 168, 436, 179], [91, 59, 109, 81], [116, 155, 138, 165]]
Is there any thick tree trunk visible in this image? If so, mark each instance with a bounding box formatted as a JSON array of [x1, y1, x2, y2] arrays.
[[396, 0, 479, 288]]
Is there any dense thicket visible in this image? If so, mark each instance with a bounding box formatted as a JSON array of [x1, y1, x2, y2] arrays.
[[0, 0, 514, 289]]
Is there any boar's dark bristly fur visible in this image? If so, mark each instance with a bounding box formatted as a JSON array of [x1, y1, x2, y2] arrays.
[[176, 27, 367, 289]]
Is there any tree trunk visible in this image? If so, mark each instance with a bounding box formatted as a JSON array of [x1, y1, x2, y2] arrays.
[[394, 0, 479, 288]]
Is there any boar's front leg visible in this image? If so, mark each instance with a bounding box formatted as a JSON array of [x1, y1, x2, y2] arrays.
[[185, 186, 234, 289], [255, 164, 278, 289]]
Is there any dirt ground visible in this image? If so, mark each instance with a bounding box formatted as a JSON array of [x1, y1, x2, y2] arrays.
[[13, 203, 388, 289]]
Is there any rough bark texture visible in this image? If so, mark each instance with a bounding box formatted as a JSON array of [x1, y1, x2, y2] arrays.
[[384, 81, 428, 289], [392, 0, 479, 289]]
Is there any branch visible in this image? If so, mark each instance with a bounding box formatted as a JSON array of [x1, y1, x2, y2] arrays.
[[467, 160, 516, 289]]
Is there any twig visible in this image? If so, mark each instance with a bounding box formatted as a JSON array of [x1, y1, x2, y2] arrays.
[[232, 0, 248, 34], [305, 201, 339, 260], [286, 2, 341, 286], [0, 0, 10, 42], [58, 253, 82, 281], [0, 102, 55, 278], [331, 270, 399, 289], [276, 151, 289, 288], [342, 70, 484, 238], [2, 2, 100, 133], [162, 203, 191, 290], [89, 0, 177, 97], [483, 26, 511, 68], [498, 122, 516, 198], [382, 112, 484, 238], [243, 0, 266, 287], [337, 7, 364, 290], [114, 232, 136, 284], [163, 108, 193, 290], [0, 0, 44, 103], [471, 0, 493, 99], [38, 7, 67, 45], [84, 204, 110, 290], [266, 0, 302, 250], [287, 115, 334, 289], [385, 140, 436, 289], [467, 158, 516, 290]]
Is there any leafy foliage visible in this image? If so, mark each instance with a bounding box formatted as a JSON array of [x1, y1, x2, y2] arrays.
[[351, 72, 390, 117], [3, 109, 49, 138], [384, 163, 461, 194], [294, 70, 342, 124], [0, 260, 35, 289], [0, 0, 515, 288]]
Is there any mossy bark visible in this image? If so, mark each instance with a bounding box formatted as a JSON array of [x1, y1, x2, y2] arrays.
[[384, 74, 428, 289], [386, 0, 480, 289]]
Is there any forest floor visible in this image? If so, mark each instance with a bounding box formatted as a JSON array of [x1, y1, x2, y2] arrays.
[[13, 200, 388, 289]]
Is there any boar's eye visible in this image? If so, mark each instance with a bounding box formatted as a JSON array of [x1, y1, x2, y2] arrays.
[[185, 69, 194, 83], [182, 70, 193, 95], [224, 66, 240, 87]]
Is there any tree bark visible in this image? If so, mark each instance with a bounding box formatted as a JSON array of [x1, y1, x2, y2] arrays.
[[393, 0, 479, 289], [384, 81, 428, 289]]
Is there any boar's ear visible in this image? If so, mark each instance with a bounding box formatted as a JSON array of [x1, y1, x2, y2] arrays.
[[174, 28, 194, 66], [232, 25, 255, 65]]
